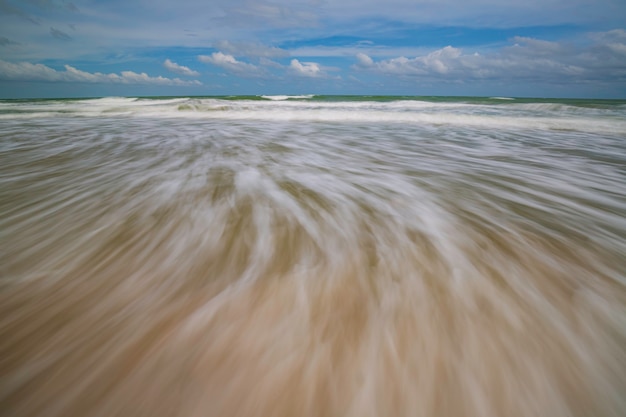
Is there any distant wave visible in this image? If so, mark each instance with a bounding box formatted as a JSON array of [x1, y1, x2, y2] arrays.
[[260, 95, 315, 100], [1, 97, 625, 135]]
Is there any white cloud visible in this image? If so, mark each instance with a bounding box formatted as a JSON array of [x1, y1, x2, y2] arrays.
[[587, 29, 626, 59], [589, 29, 626, 43], [353, 33, 626, 84], [214, 40, 289, 58], [0, 60, 202, 85], [354, 47, 462, 76], [606, 42, 626, 56], [289, 59, 323, 77], [356, 52, 374, 67], [2, 0, 624, 77], [198, 52, 263, 77], [163, 59, 200, 76], [510, 37, 566, 57], [259, 57, 283, 68], [198, 53, 332, 79]]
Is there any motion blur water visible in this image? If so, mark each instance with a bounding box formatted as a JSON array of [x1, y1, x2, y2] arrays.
[[1, 96, 625, 417]]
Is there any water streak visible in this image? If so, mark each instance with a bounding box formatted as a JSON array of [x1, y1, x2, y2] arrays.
[[1, 97, 625, 417]]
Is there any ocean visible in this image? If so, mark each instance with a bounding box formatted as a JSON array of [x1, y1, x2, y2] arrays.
[[1, 95, 625, 417]]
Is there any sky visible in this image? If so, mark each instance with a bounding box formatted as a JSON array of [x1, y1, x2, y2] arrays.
[[0, 0, 625, 98]]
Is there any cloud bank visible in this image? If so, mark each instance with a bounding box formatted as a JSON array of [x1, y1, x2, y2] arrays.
[[353, 34, 626, 84], [0, 60, 202, 86]]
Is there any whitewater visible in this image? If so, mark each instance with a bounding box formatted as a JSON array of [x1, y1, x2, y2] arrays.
[[1, 96, 625, 417]]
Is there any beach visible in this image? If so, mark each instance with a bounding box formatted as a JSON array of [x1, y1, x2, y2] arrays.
[[1, 95, 625, 417]]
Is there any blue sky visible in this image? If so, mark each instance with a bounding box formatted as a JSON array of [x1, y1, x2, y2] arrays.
[[0, 0, 625, 98]]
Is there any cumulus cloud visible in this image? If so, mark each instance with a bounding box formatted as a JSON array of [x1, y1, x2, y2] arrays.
[[353, 32, 626, 84], [354, 46, 463, 76], [163, 59, 200, 76], [198, 52, 263, 77], [198, 52, 330, 79], [355, 52, 373, 67], [0, 60, 202, 85], [289, 59, 323, 77]]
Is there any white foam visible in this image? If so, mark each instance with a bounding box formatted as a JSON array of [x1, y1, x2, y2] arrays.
[[2, 97, 625, 417], [260, 95, 314, 100], [1, 97, 625, 135]]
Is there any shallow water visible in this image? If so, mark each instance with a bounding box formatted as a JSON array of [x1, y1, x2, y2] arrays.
[[1, 96, 625, 417]]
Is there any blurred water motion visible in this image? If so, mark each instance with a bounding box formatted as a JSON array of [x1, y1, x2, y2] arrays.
[[1, 96, 625, 417]]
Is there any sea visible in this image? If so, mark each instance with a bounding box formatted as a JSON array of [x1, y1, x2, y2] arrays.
[[1, 95, 625, 417]]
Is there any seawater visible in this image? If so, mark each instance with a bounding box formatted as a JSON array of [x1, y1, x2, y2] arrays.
[[1, 96, 625, 417]]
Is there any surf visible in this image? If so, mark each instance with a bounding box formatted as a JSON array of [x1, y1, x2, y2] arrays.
[[1, 96, 625, 417]]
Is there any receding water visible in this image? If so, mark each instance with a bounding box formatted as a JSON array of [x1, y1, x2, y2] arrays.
[[1, 96, 625, 417]]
